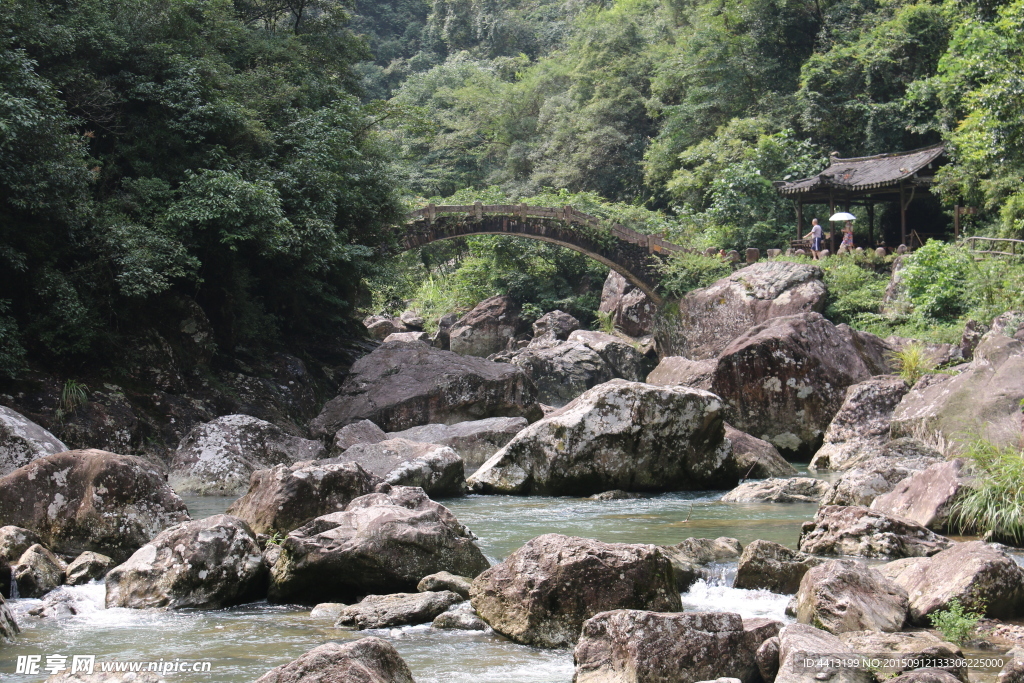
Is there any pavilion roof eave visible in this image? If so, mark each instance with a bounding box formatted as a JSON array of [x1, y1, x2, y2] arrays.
[[774, 144, 945, 199]]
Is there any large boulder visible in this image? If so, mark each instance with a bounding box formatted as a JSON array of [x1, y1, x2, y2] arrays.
[[721, 477, 830, 503], [797, 506, 953, 559], [418, 570, 472, 598], [891, 332, 1024, 449], [795, 560, 908, 634], [0, 405, 68, 476], [820, 455, 942, 507], [0, 449, 189, 561], [533, 310, 580, 340], [888, 669, 966, 683], [646, 356, 717, 391], [733, 540, 820, 594], [672, 261, 827, 361], [334, 590, 464, 629], [573, 610, 781, 683], [838, 631, 967, 682], [331, 420, 387, 453], [470, 534, 680, 648], [387, 417, 528, 470], [252, 638, 415, 683], [268, 486, 489, 604], [568, 330, 653, 382], [309, 342, 541, 437], [659, 536, 743, 591], [363, 314, 407, 340], [225, 461, 380, 535], [467, 380, 734, 496], [330, 439, 465, 497], [169, 415, 325, 495], [0, 593, 17, 642], [0, 525, 42, 562], [774, 623, 872, 683], [870, 459, 970, 530], [712, 313, 890, 458], [13, 544, 66, 597], [449, 295, 524, 357], [600, 270, 656, 338], [880, 541, 1024, 624], [65, 551, 114, 585], [809, 376, 910, 471], [724, 425, 798, 480], [105, 514, 266, 610]]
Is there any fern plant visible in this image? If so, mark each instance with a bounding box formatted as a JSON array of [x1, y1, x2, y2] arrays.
[[54, 379, 89, 423]]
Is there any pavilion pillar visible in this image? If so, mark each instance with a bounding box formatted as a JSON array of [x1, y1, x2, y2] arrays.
[[899, 182, 907, 246], [829, 192, 837, 253], [796, 200, 804, 238], [867, 201, 875, 248]]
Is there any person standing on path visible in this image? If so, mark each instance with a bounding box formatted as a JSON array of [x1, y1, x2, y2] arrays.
[[804, 218, 824, 260]]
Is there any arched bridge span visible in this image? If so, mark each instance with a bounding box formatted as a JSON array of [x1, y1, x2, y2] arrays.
[[398, 203, 686, 306]]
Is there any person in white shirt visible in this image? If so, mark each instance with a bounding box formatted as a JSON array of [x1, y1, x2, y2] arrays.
[[803, 218, 824, 260]]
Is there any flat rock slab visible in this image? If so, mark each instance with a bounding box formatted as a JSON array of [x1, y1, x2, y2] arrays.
[[870, 459, 969, 530], [330, 439, 465, 497], [795, 559, 908, 634], [251, 638, 415, 683], [721, 477, 830, 503], [0, 405, 67, 477], [335, 591, 464, 629], [798, 505, 953, 559], [387, 417, 528, 470]]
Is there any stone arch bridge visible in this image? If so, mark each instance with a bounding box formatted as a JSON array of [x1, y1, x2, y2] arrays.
[[398, 203, 686, 306]]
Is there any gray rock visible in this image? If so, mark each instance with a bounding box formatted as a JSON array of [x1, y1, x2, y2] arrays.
[[795, 559, 908, 634], [332, 439, 465, 497], [0, 593, 18, 642], [756, 636, 780, 683], [809, 376, 910, 471], [363, 315, 407, 340], [13, 544, 66, 598], [309, 602, 347, 619], [506, 340, 617, 407], [589, 490, 642, 501], [387, 417, 528, 471], [838, 631, 967, 682], [226, 460, 380, 535], [251, 638, 415, 683], [268, 486, 489, 604], [331, 420, 388, 453], [46, 674, 168, 683], [881, 541, 1024, 624], [820, 456, 942, 507], [382, 331, 430, 344], [449, 295, 525, 357], [999, 648, 1024, 683], [725, 425, 798, 480], [568, 330, 654, 382], [309, 342, 541, 437], [660, 537, 743, 591], [600, 270, 656, 338], [65, 551, 114, 585], [574, 610, 781, 683], [468, 380, 734, 496], [734, 540, 821, 594], [432, 313, 460, 351], [712, 313, 890, 458], [0, 405, 67, 476], [0, 449, 189, 562], [470, 534, 681, 648], [775, 623, 873, 683], [532, 310, 580, 340], [646, 356, 717, 391], [870, 459, 971, 530], [798, 505, 953, 559], [891, 332, 1024, 450], [335, 590, 464, 629], [433, 608, 488, 631], [417, 571, 472, 598], [886, 336, 963, 367], [169, 415, 326, 496], [888, 669, 967, 683], [721, 477, 830, 503], [26, 587, 91, 620], [0, 525, 42, 563], [399, 310, 425, 330], [105, 514, 266, 610], [670, 261, 827, 361]]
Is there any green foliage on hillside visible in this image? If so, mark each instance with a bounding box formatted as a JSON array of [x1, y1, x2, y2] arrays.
[[0, 0, 403, 376]]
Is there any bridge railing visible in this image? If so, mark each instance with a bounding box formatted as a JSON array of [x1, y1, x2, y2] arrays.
[[407, 203, 684, 255], [964, 236, 1024, 258]]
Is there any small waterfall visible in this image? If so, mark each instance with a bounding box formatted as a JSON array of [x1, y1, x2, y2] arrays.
[[10, 566, 19, 599]]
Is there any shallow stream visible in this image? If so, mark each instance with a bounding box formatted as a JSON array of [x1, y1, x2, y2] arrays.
[[0, 476, 994, 683]]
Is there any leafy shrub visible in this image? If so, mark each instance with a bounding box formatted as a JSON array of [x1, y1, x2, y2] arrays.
[[656, 251, 733, 299], [928, 598, 985, 645], [822, 259, 890, 325], [900, 241, 973, 323]]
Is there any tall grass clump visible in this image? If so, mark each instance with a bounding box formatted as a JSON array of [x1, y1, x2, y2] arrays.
[[951, 438, 1024, 544], [888, 343, 938, 386]]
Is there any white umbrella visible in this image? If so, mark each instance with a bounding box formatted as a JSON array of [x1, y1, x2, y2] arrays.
[[829, 212, 856, 221]]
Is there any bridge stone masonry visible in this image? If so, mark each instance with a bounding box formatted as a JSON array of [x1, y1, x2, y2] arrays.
[[398, 203, 687, 306]]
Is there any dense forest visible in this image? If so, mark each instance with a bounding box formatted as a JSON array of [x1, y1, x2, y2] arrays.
[[1, 0, 1023, 378]]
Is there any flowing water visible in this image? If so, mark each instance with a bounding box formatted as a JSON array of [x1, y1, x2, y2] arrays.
[[0, 475, 999, 683]]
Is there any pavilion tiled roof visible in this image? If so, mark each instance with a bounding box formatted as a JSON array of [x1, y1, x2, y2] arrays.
[[775, 144, 945, 196]]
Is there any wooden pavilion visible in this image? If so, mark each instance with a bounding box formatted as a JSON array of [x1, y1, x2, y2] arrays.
[[773, 143, 946, 252]]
